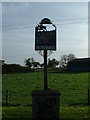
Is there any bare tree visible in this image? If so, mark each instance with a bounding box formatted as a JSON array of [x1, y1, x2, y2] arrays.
[[60, 55, 68, 68], [60, 54, 75, 69], [48, 58, 59, 68], [25, 58, 40, 68], [25, 58, 32, 68], [68, 53, 75, 62]]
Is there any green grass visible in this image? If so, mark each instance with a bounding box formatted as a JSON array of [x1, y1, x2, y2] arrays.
[[2, 106, 32, 120], [2, 71, 89, 119], [2, 106, 88, 120]]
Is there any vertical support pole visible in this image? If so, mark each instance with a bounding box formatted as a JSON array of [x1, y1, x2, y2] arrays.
[[44, 50, 48, 91], [88, 88, 90, 105], [6, 89, 9, 106]]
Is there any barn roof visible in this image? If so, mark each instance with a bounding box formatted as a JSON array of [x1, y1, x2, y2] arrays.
[[68, 58, 90, 67], [67, 58, 90, 72], [69, 58, 90, 63]]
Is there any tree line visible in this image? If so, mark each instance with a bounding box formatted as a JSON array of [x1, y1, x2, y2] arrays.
[[1, 53, 75, 73], [25, 53, 75, 69]]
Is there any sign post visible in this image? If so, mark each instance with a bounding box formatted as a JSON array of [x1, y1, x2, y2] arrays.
[[35, 18, 56, 91], [44, 50, 47, 91], [31, 18, 61, 120]]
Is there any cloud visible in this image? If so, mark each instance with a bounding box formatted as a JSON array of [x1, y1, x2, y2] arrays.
[[2, 2, 31, 13]]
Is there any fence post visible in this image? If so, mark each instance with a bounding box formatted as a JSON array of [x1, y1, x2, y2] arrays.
[[6, 89, 9, 106], [88, 89, 90, 105]]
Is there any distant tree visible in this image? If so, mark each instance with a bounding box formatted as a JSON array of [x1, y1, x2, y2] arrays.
[[60, 54, 75, 69], [40, 63, 44, 68], [48, 58, 59, 68], [48, 58, 52, 68], [33, 61, 40, 68], [68, 53, 75, 62], [25, 58, 40, 68], [0, 60, 5, 65], [60, 55, 68, 68], [2, 63, 34, 74], [25, 58, 32, 68]]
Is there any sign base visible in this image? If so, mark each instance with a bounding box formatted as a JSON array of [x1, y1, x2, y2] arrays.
[[31, 90, 61, 120]]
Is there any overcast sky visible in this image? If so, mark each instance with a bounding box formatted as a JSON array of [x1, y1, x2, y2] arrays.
[[2, 2, 88, 65]]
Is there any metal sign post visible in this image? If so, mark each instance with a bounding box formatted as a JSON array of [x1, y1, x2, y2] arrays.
[[32, 18, 61, 120], [35, 18, 56, 91], [44, 50, 47, 90]]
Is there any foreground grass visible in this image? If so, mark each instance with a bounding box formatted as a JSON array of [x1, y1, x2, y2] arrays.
[[2, 106, 32, 120], [2, 106, 88, 120], [2, 71, 89, 119], [60, 106, 88, 119], [2, 72, 88, 106]]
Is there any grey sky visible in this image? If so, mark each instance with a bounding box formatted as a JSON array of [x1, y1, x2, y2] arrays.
[[2, 0, 89, 2], [2, 2, 88, 65]]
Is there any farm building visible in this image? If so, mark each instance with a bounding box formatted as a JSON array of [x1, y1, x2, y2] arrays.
[[67, 58, 90, 72]]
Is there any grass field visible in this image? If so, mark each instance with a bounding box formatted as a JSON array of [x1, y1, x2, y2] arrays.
[[2, 71, 89, 119]]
